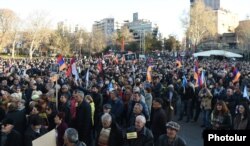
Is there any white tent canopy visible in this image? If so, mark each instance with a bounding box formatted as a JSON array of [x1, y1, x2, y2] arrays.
[[193, 50, 243, 58]]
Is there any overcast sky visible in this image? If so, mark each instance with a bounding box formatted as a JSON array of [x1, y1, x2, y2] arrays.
[[0, 0, 249, 40]]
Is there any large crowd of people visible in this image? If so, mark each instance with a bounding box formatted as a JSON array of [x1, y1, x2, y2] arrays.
[[0, 53, 250, 146]]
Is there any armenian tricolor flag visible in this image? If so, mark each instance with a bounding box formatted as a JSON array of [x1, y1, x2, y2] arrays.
[[232, 67, 241, 83], [193, 60, 199, 87], [57, 54, 67, 71]]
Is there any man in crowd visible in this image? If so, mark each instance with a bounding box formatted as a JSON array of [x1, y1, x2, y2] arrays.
[[156, 121, 186, 146], [72, 90, 92, 146], [125, 115, 154, 146], [1, 118, 22, 146], [63, 128, 86, 146]]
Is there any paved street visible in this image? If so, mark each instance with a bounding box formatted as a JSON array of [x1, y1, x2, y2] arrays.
[[173, 117, 204, 146]]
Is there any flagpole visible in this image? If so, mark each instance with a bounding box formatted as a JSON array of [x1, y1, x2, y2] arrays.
[[56, 74, 58, 111]]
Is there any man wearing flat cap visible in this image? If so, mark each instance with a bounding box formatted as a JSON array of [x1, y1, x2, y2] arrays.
[[156, 121, 186, 146]]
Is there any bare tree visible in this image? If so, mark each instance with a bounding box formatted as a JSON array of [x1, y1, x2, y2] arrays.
[[75, 29, 89, 55], [235, 21, 250, 55], [120, 26, 134, 43], [49, 30, 70, 55], [0, 9, 17, 51], [91, 30, 106, 53], [24, 11, 52, 59], [183, 0, 216, 50], [10, 16, 21, 58]]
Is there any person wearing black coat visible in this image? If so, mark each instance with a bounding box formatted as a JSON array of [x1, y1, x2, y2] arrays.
[[162, 85, 179, 122], [1, 118, 22, 146], [90, 85, 103, 131], [108, 89, 124, 125], [5, 103, 27, 134], [72, 90, 92, 146], [58, 94, 72, 125], [151, 98, 167, 142], [24, 115, 47, 146], [45, 104, 57, 131]]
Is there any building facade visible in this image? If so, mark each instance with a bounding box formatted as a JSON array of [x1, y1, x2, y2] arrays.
[[92, 18, 115, 38], [124, 12, 153, 41], [214, 9, 239, 34], [191, 0, 220, 10]]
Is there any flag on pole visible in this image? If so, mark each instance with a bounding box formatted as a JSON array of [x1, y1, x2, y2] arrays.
[[232, 67, 241, 83], [72, 62, 79, 81], [108, 82, 114, 91], [146, 66, 153, 82], [243, 85, 249, 100], [85, 68, 90, 88], [182, 75, 187, 88], [57, 54, 67, 71], [176, 58, 182, 68], [66, 57, 76, 77], [97, 59, 103, 73], [199, 70, 205, 87], [67, 56, 79, 81], [132, 64, 135, 72], [193, 60, 199, 87]]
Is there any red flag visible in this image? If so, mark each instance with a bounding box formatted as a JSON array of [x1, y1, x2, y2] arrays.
[[97, 60, 103, 73], [114, 56, 119, 64], [66, 65, 72, 77], [66, 56, 76, 77]]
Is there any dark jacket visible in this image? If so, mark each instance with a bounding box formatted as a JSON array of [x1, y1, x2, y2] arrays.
[[58, 102, 72, 125], [24, 126, 47, 146], [211, 111, 232, 130], [5, 109, 27, 134], [2, 129, 22, 146], [153, 82, 162, 98], [108, 98, 124, 124], [47, 111, 57, 131], [91, 92, 103, 127], [151, 108, 167, 141], [127, 100, 149, 121], [74, 141, 87, 146], [124, 126, 154, 146], [73, 100, 92, 146], [156, 134, 186, 146], [233, 114, 250, 130], [162, 89, 179, 109], [56, 122, 68, 146], [96, 122, 123, 146]]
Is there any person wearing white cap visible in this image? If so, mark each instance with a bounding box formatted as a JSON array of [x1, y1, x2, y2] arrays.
[[156, 121, 186, 146]]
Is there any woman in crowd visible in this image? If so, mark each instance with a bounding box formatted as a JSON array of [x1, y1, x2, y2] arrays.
[[210, 100, 232, 130], [85, 95, 95, 127], [233, 103, 250, 130], [54, 112, 68, 146], [58, 94, 71, 125]]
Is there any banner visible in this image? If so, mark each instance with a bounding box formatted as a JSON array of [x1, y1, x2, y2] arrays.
[[32, 129, 56, 146]]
